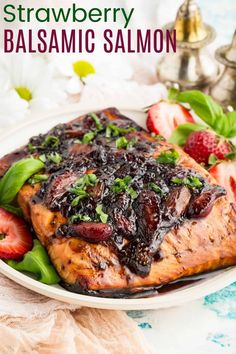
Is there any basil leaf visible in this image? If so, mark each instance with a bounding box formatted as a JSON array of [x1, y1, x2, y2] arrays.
[[7, 240, 60, 284], [96, 204, 108, 223], [226, 111, 236, 138], [177, 91, 224, 128], [0, 158, 44, 205], [169, 123, 205, 145], [176, 90, 236, 138], [1, 204, 23, 217]]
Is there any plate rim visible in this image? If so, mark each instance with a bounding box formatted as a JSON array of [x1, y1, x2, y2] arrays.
[[0, 105, 235, 310]]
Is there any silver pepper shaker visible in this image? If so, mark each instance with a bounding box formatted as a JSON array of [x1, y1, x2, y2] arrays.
[[157, 0, 219, 90], [210, 30, 236, 110]]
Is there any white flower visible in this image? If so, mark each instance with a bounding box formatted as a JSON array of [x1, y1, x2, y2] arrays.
[[48, 50, 134, 95], [0, 54, 67, 113], [0, 90, 28, 128]]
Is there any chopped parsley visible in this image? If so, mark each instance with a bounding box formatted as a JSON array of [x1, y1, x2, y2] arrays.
[[105, 124, 136, 138], [69, 173, 98, 206], [47, 152, 62, 165], [111, 176, 138, 199], [69, 214, 91, 223], [82, 132, 96, 144], [116, 137, 137, 150], [42, 135, 60, 148], [150, 132, 166, 141], [89, 112, 103, 131], [171, 176, 202, 189], [146, 182, 163, 195], [156, 149, 180, 165], [96, 204, 108, 223], [28, 174, 48, 185], [71, 190, 89, 206], [28, 135, 60, 152]]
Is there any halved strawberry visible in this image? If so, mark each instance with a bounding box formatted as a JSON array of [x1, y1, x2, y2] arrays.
[[209, 160, 236, 203], [146, 101, 194, 139], [0, 208, 33, 259]]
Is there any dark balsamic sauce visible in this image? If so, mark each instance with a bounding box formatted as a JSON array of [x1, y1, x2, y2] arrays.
[[29, 109, 226, 278]]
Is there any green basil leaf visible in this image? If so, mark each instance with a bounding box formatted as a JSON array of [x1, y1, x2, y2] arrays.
[[0, 158, 44, 205], [7, 240, 60, 284], [1, 205, 23, 217], [226, 111, 236, 138], [177, 91, 224, 129], [169, 123, 205, 145]]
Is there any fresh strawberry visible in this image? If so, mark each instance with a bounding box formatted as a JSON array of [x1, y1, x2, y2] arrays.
[[0, 208, 33, 259], [209, 160, 236, 203], [184, 130, 232, 165], [146, 101, 194, 139]]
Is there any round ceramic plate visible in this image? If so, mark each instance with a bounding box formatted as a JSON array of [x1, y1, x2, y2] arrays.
[[0, 105, 235, 310]]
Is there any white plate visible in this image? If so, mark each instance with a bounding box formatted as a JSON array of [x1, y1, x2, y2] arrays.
[[0, 105, 235, 310]]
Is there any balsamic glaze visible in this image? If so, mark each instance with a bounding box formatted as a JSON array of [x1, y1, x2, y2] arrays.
[[29, 109, 226, 278]]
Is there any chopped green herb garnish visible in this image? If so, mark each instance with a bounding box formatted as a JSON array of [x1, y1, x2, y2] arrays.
[[106, 124, 136, 138], [116, 137, 137, 150], [69, 174, 98, 206], [82, 132, 96, 143], [28, 174, 48, 185], [111, 176, 138, 199], [116, 137, 128, 149], [96, 204, 108, 223], [71, 190, 89, 206], [28, 143, 36, 153], [147, 182, 163, 195], [73, 174, 98, 190], [69, 214, 91, 223], [47, 152, 62, 165], [42, 135, 59, 148], [156, 149, 180, 165], [171, 176, 202, 189], [150, 132, 166, 141], [74, 139, 82, 144], [89, 112, 103, 131]]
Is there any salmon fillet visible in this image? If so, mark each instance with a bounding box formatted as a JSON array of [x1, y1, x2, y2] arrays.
[[1, 108, 236, 296]]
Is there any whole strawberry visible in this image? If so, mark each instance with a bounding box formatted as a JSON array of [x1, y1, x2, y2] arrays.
[[184, 130, 232, 165]]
